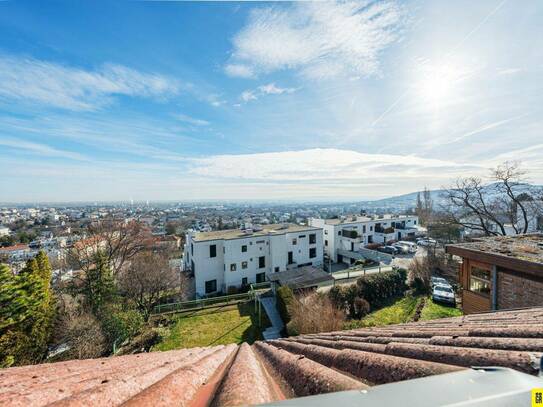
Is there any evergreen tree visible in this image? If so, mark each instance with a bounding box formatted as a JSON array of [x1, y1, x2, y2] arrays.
[[0, 252, 55, 367]]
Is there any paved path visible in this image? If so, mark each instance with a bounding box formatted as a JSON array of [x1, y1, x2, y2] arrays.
[[259, 296, 284, 340]]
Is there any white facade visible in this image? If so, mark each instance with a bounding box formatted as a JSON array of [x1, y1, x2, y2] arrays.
[[0, 226, 10, 237], [309, 214, 419, 264], [183, 224, 323, 297]]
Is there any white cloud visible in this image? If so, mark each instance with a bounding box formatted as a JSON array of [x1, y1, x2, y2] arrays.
[[175, 113, 210, 126], [240, 82, 297, 102], [189, 148, 479, 182], [227, 1, 404, 80], [0, 54, 180, 110], [224, 63, 255, 78], [241, 90, 258, 102], [0, 138, 87, 161]]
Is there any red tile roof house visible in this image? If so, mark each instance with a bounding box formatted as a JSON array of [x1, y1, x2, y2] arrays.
[[1, 307, 543, 406]]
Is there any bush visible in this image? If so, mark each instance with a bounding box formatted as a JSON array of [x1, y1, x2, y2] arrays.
[[276, 286, 295, 324], [408, 257, 431, 294], [329, 269, 407, 319], [287, 293, 344, 336], [101, 309, 144, 346], [353, 297, 370, 318], [355, 269, 406, 307]]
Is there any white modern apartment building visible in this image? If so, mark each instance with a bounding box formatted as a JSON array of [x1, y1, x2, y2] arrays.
[[309, 214, 419, 263], [183, 224, 323, 297]]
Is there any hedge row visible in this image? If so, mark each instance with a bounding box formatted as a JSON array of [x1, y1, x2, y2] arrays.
[[276, 285, 295, 324], [329, 269, 407, 317]]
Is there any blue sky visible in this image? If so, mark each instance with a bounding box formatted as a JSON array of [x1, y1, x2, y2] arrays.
[[1, 0, 542, 202]]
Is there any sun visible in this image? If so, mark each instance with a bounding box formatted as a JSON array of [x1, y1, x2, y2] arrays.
[[417, 63, 463, 104]]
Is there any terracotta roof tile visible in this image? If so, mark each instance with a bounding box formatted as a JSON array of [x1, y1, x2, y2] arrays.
[[1, 307, 543, 406]]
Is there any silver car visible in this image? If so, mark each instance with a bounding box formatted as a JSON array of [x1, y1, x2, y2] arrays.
[[432, 284, 456, 305]]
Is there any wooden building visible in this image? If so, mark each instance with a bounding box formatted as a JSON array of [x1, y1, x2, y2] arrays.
[[446, 234, 543, 314]]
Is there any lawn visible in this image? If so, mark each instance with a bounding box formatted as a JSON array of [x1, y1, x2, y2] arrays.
[[344, 295, 461, 329], [153, 301, 270, 351], [419, 298, 462, 320]]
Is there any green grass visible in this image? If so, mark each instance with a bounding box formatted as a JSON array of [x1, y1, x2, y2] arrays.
[[344, 296, 423, 329], [153, 301, 270, 351], [344, 295, 462, 329], [419, 298, 462, 321]]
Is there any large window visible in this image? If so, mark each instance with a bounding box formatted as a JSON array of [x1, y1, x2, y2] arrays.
[[256, 272, 266, 283], [469, 267, 491, 296], [209, 244, 216, 258], [309, 233, 316, 244], [288, 251, 293, 265], [205, 279, 217, 294], [258, 256, 265, 268], [309, 247, 316, 258]]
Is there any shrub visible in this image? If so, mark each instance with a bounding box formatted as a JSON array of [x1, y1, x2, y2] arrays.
[[355, 269, 406, 307], [101, 309, 144, 346], [408, 257, 431, 294], [276, 286, 295, 324], [353, 297, 370, 318], [287, 293, 344, 336]]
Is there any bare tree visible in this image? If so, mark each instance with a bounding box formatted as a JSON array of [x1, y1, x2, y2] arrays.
[[118, 250, 183, 321], [442, 162, 541, 236]]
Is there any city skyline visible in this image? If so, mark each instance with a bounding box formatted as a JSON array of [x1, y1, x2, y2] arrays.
[[1, 0, 542, 202]]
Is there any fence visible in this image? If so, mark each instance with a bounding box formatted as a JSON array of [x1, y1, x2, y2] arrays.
[[152, 281, 272, 315]]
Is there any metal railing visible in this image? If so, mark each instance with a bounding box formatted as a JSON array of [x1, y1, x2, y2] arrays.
[[152, 281, 272, 315]]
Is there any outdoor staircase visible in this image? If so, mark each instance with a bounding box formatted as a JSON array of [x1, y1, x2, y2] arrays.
[[258, 296, 284, 340]]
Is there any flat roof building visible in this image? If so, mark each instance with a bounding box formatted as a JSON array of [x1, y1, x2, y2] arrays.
[[183, 224, 324, 297], [446, 234, 543, 314]]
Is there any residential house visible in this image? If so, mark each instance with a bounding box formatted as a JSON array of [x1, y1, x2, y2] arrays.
[[446, 234, 543, 314], [309, 214, 419, 264], [183, 223, 323, 297]]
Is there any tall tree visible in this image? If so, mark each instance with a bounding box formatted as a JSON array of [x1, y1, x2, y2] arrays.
[[442, 161, 541, 236], [0, 252, 55, 367], [118, 250, 183, 321]]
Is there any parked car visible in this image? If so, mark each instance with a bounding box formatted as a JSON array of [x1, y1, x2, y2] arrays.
[[392, 243, 409, 254], [432, 284, 456, 305], [431, 276, 450, 288], [417, 238, 437, 247], [397, 241, 417, 253], [377, 245, 398, 255]]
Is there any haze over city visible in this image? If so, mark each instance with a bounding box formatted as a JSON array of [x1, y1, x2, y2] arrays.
[[1, 0, 542, 202]]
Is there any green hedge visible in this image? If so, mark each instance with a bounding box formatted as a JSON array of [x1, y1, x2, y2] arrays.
[[329, 269, 407, 317], [276, 286, 294, 324]]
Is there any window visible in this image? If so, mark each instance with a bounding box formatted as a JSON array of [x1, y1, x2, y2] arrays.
[[210, 244, 216, 258], [256, 272, 266, 283], [309, 233, 316, 244], [325, 240, 328, 246], [370, 226, 373, 231], [258, 256, 265, 268], [191, 243, 193, 256], [338, 231, 341, 235], [241, 245, 247, 252], [191, 260, 195, 273], [230, 263, 237, 272], [414, 220, 417, 225], [242, 277, 248, 285], [469, 267, 491, 296], [324, 230, 328, 235], [299, 234, 306, 238], [205, 279, 217, 294], [242, 261, 248, 269], [256, 240, 265, 244], [362, 225, 366, 233], [274, 266, 279, 272], [288, 251, 293, 265], [292, 238, 297, 245], [309, 247, 316, 258]]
